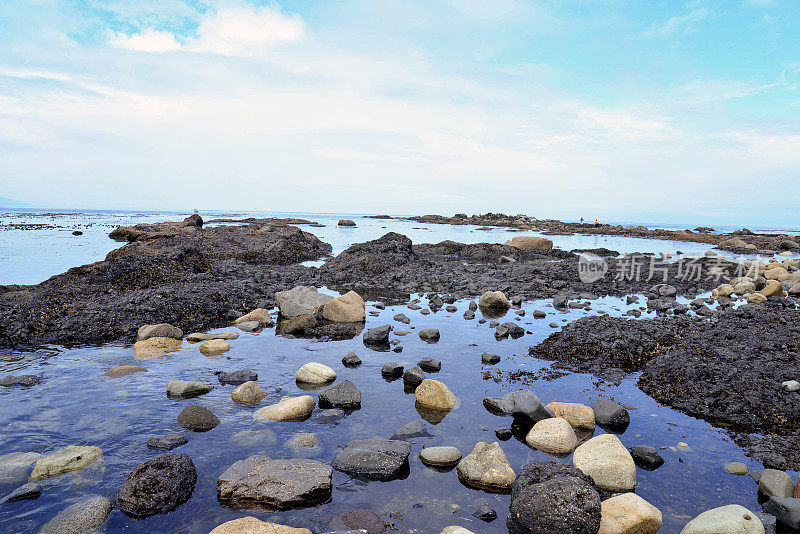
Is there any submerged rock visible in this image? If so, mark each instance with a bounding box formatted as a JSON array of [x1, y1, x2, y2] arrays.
[[0, 375, 42, 387], [177, 405, 219, 432], [420, 446, 462, 468], [146, 434, 188, 451], [0, 482, 41, 504], [30, 446, 102, 480], [39, 495, 113, 534], [391, 420, 433, 441], [329, 509, 386, 534], [117, 453, 197, 518], [103, 366, 147, 378]]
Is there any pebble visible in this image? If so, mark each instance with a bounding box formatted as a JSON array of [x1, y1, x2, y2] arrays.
[[420, 446, 462, 468], [782, 380, 800, 392]]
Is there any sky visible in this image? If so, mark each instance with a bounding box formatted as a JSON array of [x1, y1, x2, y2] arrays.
[[0, 0, 798, 225]]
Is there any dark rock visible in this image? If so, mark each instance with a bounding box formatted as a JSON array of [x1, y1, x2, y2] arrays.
[[482, 353, 501, 365], [629, 446, 664, 470], [474, 505, 498, 522], [146, 434, 188, 450], [464, 310, 476, 320], [403, 366, 425, 386], [484, 390, 552, 424], [181, 214, 203, 228], [417, 357, 441, 372], [330, 509, 386, 534], [316, 408, 346, 424], [363, 325, 392, 346], [0, 375, 41, 387], [393, 313, 411, 324], [318, 380, 362, 409], [381, 362, 404, 378], [495, 322, 524, 339], [495, 428, 513, 441], [216, 370, 258, 385], [342, 352, 362, 367], [331, 437, 411, 481], [764, 497, 800, 529], [177, 405, 219, 432], [338, 219, 356, 227], [117, 453, 197, 518], [0, 483, 42, 504], [592, 399, 630, 432], [391, 420, 432, 441]]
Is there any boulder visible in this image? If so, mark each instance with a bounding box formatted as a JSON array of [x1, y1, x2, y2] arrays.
[[39, 495, 113, 534], [0, 452, 41, 484], [420, 446, 462, 468], [217, 369, 258, 385], [573, 434, 636, 492], [680, 504, 764, 533], [318, 380, 362, 409], [117, 453, 197, 518], [331, 437, 411, 481], [137, 323, 183, 341], [177, 405, 220, 432], [525, 417, 578, 455], [209, 517, 311, 534], [456, 442, 516, 492], [483, 390, 552, 424], [166, 380, 213, 398], [146, 434, 188, 450], [342, 352, 362, 367], [363, 324, 392, 346], [255, 396, 316, 422], [546, 402, 595, 429], [760, 281, 785, 298], [629, 446, 665, 470], [415, 379, 457, 412], [505, 236, 554, 251], [217, 456, 333, 510], [592, 399, 630, 431], [104, 366, 147, 378], [295, 362, 337, 384], [759, 469, 795, 498], [234, 308, 274, 326], [322, 291, 366, 323], [479, 291, 510, 310], [198, 338, 231, 355], [133, 337, 182, 358], [30, 445, 103, 480], [763, 497, 800, 530], [598, 493, 662, 534], [231, 381, 267, 404], [418, 357, 442, 372], [392, 420, 433, 441], [276, 286, 332, 318], [418, 328, 440, 342]]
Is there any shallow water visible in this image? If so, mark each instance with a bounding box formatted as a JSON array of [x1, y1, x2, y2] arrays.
[[0, 293, 781, 533]]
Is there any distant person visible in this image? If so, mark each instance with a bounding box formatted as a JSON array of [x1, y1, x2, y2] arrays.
[[580, 217, 584, 224], [594, 219, 600, 228]]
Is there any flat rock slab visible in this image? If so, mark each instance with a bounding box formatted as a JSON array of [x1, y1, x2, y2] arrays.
[[118, 453, 197, 518], [217, 456, 332, 510], [146, 434, 188, 450], [216, 370, 258, 385], [0, 375, 41, 387], [104, 366, 147, 378], [30, 445, 103, 480], [331, 437, 411, 481]]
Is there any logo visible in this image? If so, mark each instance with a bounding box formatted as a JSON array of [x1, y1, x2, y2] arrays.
[[578, 252, 608, 283]]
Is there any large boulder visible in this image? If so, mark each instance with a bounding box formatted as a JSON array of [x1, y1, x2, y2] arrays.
[[483, 390, 552, 424], [217, 456, 333, 510], [331, 437, 411, 481], [117, 453, 197, 518], [318, 380, 362, 409], [505, 236, 554, 251], [415, 379, 457, 412], [295, 362, 337, 384], [572, 434, 636, 492], [680, 504, 764, 533], [322, 291, 366, 323], [30, 445, 103, 480], [507, 462, 601, 534], [39, 495, 113, 534], [255, 396, 316, 422], [478, 291, 510, 311], [363, 324, 392, 346], [598, 493, 662, 534], [456, 442, 516, 492], [209, 517, 311, 534], [137, 323, 183, 341], [276, 286, 333, 318]]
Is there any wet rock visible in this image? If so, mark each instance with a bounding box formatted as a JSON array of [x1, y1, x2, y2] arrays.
[[0, 482, 41, 504], [231, 381, 267, 404], [507, 462, 600, 534], [363, 325, 392, 346], [546, 402, 595, 429], [392, 420, 433, 441], [209, 516, 312, 534], [680, 504, 764, 533], [217, 456, 333, 510], [166, 380, 213, 398], [592, 399, 630, 432], [137, 323, 183, 341], [216, 369, 258, 385], [338, 219, 356, 227], [763, 497, 800, 530], [295, 362, 337, 385], [237, 320, 262, 332], [146, 434, 188, 450], [330, 509, 386, 534], [495, 428, 513, 441], [187, 331, 239, 342], [456, 442, 515, 492], [0, 375, 41, 387], [39, 495, 113, 534], [322, 291, 366, 323], [573, 434, 636, 492], [315, 408, 345, 424], [463, 310, 476, 320], [415, 379, 457, 412], [418, 328, 440, 342], [474, 505, 498, 522], [495, 322, 524, 339], [403, 366, 425, 386], [629, 446, 665, 470], [394, 313, 411, 324], [417, 357, 441, 372], [103, 366, 147, 378], [420, 446, 462, 468], [342, 352, 362, 367], [117, 453, 197, 518], [725, 462, 749, 475], [0, 452, 41, 484], [134, 337, 182, 358], [759, 469, 795, 498], [479, 291, 510, 311], [533, 310, 546, 318], [481, 353, 501, 365], [234, 308, 274, 326], [331, 437, 411, 481], [505, 236, 553, 251], [525, 417, 578, 455], [483, 389, 552, 424], [30, 446, 103, 480], [318, 380, 361, 409], [198, 338, 231, 356], [177, 405, 220, 432], [255, 396, 316, 422], [381, 362, 404, 378], [276, 286, 333, 318], [598, 492, 662, 534]]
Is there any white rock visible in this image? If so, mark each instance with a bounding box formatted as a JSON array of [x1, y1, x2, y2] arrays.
[[295, 362, 337, 384], [572, 434, 636, 492], [525, 417, 578, 455], [680, 504, 764, 534], [598, 493, 662, 534]]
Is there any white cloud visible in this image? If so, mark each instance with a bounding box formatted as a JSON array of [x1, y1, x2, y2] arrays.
[[643, 7, 710, 38], [110, 29, 182, 52]]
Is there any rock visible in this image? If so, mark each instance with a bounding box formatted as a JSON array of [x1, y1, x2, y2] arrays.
[[546, 402, 595, 429], [415, 379, 457, 412], [39, 495, 113, 534], [322, 291, 366, 323], [234, 308, 274, 326], [505, 236, 553, 251], [747, 292, 768, 304], [166, 380, 213, 398], [146, 434, 188, 450], [418, 357, 441, 372], [187, 331, 239, 341], [342, 352, 362, 367], [331, 437, 411, 481], [177, 404, 220, 432], [418, 328, 440, 342], [133, 336, 182, 358], [330, 509, 386, 534], [782, 380, 800, 392], [284, 432, 319, 455], [598, 492, 662, 534], [680, 504, 764, 533], [229, 429, 278, 448], [573, 434, 636, 492], [495, 322, 525, 339], [255, 396, 316, 422], [483, 389, 552, 424], [276, 286, 333, 318], [525, 417, 578, 455], [231, 381, 268, 404], [495, 427, 513, 440], [474, 505, 498, 522], [725, 462, 749, 475], [463, 310, 476, 319], [392, 420, 433, 440], [533, 310, 546, 318], [456, 442, 515, 492], [507, 462, 601, 534], [199, 338, 231, 355], [482, 353, 501, 365], [363, 324, 392, 346], [209, 517, 312, 534], [117, 453, 197, 518], [30, 446, 103, 480], [0, 452, 41, 484], [759, 469, 795, 498], [0, 374, 42, 387], [394, 313, 411, 324], [419, 446, 462, 468], [315, 408, 345, 424], [236, 320, 262, 332], [217, 369, 258, 385], [760, 281, 785, 298], [592, 399, 630, 431], [338, 219, 356, 227], [181, 213, 203, 227], [217, 456, 333, 509], [103, 365, 147, 378], [479, 291, 510, 311], [403, 366, 425, 386], [137, 323, 183, 341], [764, 497, 800, 530], [0, 482, 41, 504], [381, 362, 404, 378], [441, 527, 476, 534], [629, 446, 665, 470], [318, 380, 362, 409], [295, 362, 337, 384]]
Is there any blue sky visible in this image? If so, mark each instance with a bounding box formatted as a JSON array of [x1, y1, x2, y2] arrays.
[[0, 0, 798, 225]]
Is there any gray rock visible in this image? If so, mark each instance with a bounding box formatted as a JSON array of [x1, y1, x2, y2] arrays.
[[403, 366, 425, 386], [330, 509, 386, 534], [725, 462, 749, 475], [137, 323, 183, 341], [764, 497, 800, 529], [236, 320, 262, 332], [118, 453, 197, 518], [483, 390, 552, 424], [331, 437, 411, 481], [0, 482, 41, 504], [39, 495, 113, 534], [217, 456, 333, 510], [216, 369, 258, 385], [417, 357, 441, 372], [166, 380, 213, 398], [495, 322, 524, 339], [592, 399, 630, 431], [759, 469, 795, 498], [418, 328, 440, 342], [363, 325, 392, 346], [393, 313, 411, 324], [276, 286, 333, 318], [420, 446, 462, 467], [0, 452, 41, 484], [146, 434, 188, 450], [381, 362, 403, 378], [342, 352, 362, 367], [318, 380, 362, 409], [0, 375, 41, 387], [177, 405, 219, 432], [481, 353, 501, 365], [391, 420, 432, 441], [316, 409, 346, 424], [629, 446, 664, 470]]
